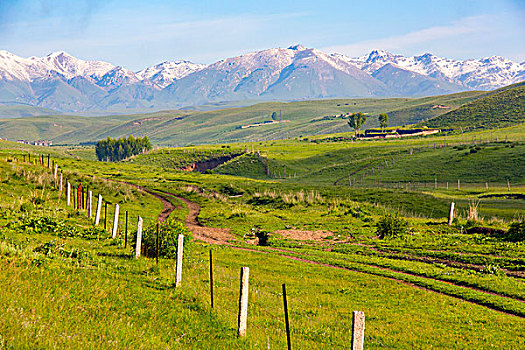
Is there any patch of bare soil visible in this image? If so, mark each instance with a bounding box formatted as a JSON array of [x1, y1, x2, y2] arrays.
[[157, 190, 236, 245], [274, 229, 333, 241]]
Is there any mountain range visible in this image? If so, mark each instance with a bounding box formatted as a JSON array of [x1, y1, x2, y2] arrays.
[[0, 46, 523, 113]]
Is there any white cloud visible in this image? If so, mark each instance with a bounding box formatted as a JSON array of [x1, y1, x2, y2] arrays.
[[323, 15, 494, 57]]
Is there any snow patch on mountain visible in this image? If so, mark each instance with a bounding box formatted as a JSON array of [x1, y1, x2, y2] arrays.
[[136, 61, 206, 88], [334, 50, 524, 90]]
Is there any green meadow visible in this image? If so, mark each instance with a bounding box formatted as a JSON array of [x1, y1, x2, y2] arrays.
[[0, 102, 524, 347]]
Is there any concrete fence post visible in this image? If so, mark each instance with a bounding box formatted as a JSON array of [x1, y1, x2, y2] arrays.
[[448, 202, 455, 226], [66, 182, 71, 206], [135, 216, 143, 258], [112, 203, 120, 239], [87, 191, 92, 217], [351, 311, 365, 350], [237, 266, 250, 337], [95, 194, 102, 225], [175, 234, 184, 287]]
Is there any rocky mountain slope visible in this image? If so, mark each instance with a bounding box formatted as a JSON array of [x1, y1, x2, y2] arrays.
[[0, 46, 522, 113]]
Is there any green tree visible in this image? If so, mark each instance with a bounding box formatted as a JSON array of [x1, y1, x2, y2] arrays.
[[95, 135, 152, 162], [347, 112, 367, 136], [378, 113, 389, 131]]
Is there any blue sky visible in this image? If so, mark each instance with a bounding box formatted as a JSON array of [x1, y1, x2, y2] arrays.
[[0, 0, 523, 70]]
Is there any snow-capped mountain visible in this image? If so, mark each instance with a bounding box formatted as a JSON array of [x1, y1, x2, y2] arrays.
[[160, 45, 392, 104], [337, 50, 524, 90], [0, 50, 115, 82], [137, 61, 206, 89], [0, 47, 522, 113]]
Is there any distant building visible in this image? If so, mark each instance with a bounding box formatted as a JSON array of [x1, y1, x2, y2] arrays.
[[33, 140, 53, 147], [16, 139, 53, 146]]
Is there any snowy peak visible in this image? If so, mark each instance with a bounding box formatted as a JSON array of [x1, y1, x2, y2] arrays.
[[136, 60, 206, 88], [335, 50, 525, 90], [288, 44, 308, 51], [96, 66, 140, 90], [0, 50, 116, 82], [0, 47, 523, 113]]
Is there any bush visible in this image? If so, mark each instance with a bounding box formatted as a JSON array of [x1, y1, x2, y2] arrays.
[[141, 218, 191, 258], [505, 220, 525, 242], [375, 214, 409, 239]]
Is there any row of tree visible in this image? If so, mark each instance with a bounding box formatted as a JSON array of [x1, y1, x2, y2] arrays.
[[95, 135, 152, 162], [346, 112, 389, 135]]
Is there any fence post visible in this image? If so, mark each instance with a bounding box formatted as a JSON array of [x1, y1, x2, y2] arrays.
[[104, 202, 107, 230], [87, 190, 92, 217], [457, 179, 460, 190], [283, 283, 292, 350], [175, 234, 184, 287], [237, 267, 250, 337], [112, 204, 120, 239], [66, 182, 71, 206], [135, 216, 143, 258], [59, 172, 63, 192], [448, 202, 455, 226], [485, 182, 488, 192], [54, 164, 58, 179], [507, 179, 511, 192], [125, 211, 128, 248], [434, 177, 437, 189], [95, 195, 102, 225], [155, 222, 159, 265], [210, 250, 214, 308], [351, 311, 365, 350]]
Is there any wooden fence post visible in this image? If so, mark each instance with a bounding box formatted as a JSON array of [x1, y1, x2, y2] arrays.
[[507, 179, 511, 192], [210, 250, 214, 308], [351, 311, 365, 350], [54, 164, 58, 179], [237, 267, 250, 337], [283, 283, 292, 350], [457, 179, 460, 190], [155, 222, 159, 265], [135, 216, 143, 258], [125, 211, 128, 248], [175, 234, 184, 287], [59, 172, 63, 192], [485, 182, 488, 192], [104, 202, 108, 230], [448, 202, 455, 226], [112, 204, 120, 239], [95, 195, 102, 225]]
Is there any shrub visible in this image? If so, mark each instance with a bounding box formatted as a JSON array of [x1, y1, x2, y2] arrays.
[[375, 214, 409, 239], [505, 220, 525, 242], [19, 203, 33, 212], [141, 218, 191, 258]]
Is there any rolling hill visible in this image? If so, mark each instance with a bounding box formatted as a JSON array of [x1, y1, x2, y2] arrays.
[[422, 82, 525, 130]]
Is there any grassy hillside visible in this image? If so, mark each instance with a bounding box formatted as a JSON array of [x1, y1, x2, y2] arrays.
[[0, 104, 59, 118], [0, 91, 486, 146], [422, 82, 525, 131], [1, 128, 525, 348]]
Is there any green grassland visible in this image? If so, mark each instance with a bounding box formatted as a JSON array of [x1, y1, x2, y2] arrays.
[[0, 90, 489, 146], [423, 82, 525, 131], [0, 104, 59, 118], [1, 111, 524, 348]]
